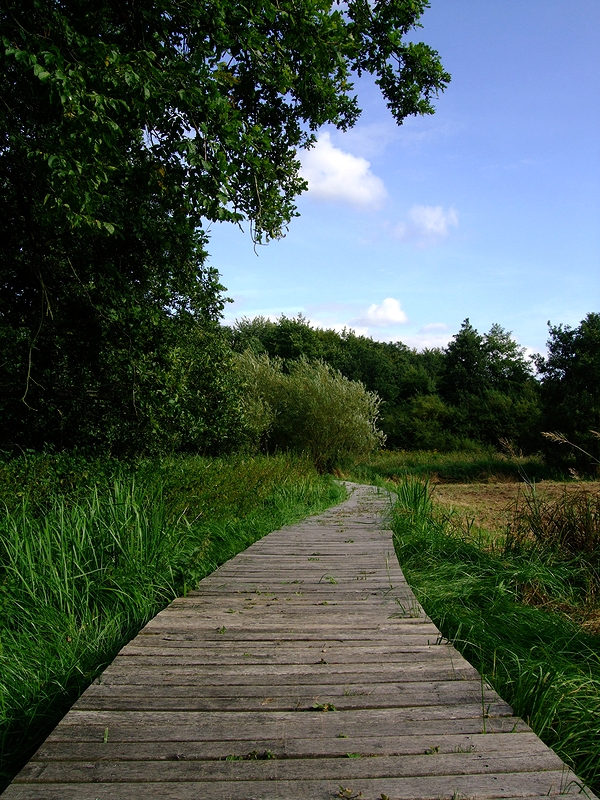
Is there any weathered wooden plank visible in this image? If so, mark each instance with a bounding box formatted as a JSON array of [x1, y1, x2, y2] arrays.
[[177, 592, 415, 602], [142, 617, 437, 631], [135, 614, 428, 624], [195, 587, 408, 594], [237, 549, 393, 556], [95, 662, 480, 686], [228, 562, 402, 568], [232, 557, 396, 563], [108, 640, 457, 656], [67, 698, 494, 713], [154, 602, 423, 612], [213, 565, 398, 570], [160, 601, 425, 612], [118, 633, 444, 645], [5, 772, 589, 800], [108, 647, 453, 665], [72, 681, 497, 712], [43, 707, 520, 745], [32, 730, 551, 762], [139, 617, 433, 629], [106, 648, 466, 665], [131, 625, 437, 642], [49, 703, 516, 729], [80, 678, 486, 699], [164, 585, 413, 595], [119, 638, 444, 653], [207, 574, 406, 581], [16, 749, 566, 783]]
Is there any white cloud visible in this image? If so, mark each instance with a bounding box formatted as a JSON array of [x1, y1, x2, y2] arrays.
[[419, 322, 449, 333], [307, 318, 370, 337], [394, 205, 458, 243], [299, 132, 388, 209], [352, 297, 408, 327], [523, 344, 543, 361], [402, 330, 453, 350], [411, 205, 458, 237]]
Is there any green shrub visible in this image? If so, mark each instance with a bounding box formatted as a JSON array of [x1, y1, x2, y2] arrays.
[[234, 351, 385, 470]]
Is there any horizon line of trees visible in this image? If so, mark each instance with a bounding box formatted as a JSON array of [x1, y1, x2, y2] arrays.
[[225, 312, 600, 470], [1, 307, 599, 473]]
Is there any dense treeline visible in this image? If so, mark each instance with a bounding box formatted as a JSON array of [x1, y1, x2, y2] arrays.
[[2, 301, 599, 471], [535, 314, 600, 471], [227, 312, 600, 470]]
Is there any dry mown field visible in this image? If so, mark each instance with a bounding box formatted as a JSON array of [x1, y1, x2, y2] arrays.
[[431, 480, 600, 534]]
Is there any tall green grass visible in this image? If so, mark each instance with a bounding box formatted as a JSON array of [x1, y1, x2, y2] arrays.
[[0, 453, 345, 791], [391, 477, 600, 794], [349, 449, 557, 485]]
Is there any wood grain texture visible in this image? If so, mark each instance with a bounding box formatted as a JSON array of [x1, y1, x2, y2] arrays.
[[4, 483, 596, 800]]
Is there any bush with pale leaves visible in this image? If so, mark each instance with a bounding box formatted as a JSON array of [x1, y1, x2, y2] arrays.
[[234, 351, 385, 470]]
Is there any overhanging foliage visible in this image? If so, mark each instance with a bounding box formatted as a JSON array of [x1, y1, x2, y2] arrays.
[[0, 0, 449, 453]]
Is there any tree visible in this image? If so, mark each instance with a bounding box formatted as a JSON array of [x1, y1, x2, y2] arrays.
[[441, 320, 536, 404], [483, 323, 532, 393], [1, 0, 449, 452], [438, 320, 539, 449], [230, 315, 326, 362], [439, 319, 487, 403], [536, 313, 600, 470]]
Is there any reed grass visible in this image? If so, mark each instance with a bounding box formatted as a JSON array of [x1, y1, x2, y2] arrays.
[[0, 452, 344, 790], [347, 449, 555, 485], [391, 477, 600, 794], [507, 486, 600, 560]]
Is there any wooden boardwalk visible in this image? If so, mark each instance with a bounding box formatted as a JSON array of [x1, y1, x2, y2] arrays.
[[5, 483, 596, 799]]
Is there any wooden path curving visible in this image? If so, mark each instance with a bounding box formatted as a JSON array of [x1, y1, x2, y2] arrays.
[[5, 483, 596, 799]]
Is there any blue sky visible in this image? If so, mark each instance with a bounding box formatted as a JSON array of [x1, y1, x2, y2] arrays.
[[207, 0, 600, 354]]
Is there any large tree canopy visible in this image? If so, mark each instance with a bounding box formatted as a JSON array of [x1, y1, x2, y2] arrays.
[[2, 0, 449, 237], [0, 0, 449, 452]]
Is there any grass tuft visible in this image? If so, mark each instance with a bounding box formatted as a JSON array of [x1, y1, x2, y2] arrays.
[[507, 486, 600, 560]]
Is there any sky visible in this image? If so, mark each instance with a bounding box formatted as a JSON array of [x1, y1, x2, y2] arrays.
[[206, 0, 600, 355]]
